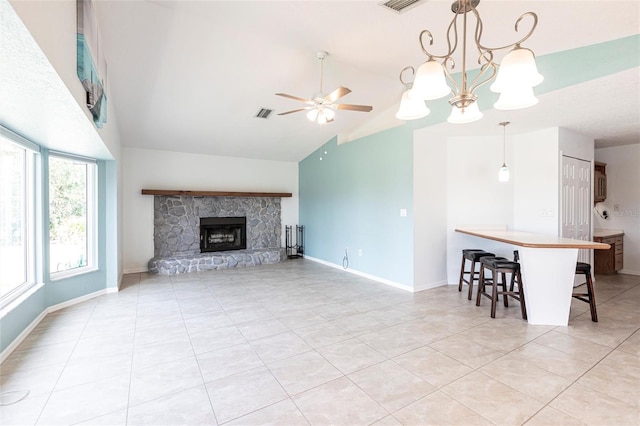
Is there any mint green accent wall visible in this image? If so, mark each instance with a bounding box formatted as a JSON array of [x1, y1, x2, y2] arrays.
[[0, 286, 46, 352], [300, 126, 414, 286], [412, 35, 640, 118], [105, 160, 119, 289], [536, 35, 640, 93]]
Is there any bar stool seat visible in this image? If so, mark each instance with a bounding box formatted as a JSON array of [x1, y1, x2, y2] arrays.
[[458, 249, 495, 300], [476, 256, 527, 320], [573, 262, 598, 322]]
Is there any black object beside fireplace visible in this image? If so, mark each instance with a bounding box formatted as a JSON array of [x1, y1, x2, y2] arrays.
[[200, 217, 246, 252]]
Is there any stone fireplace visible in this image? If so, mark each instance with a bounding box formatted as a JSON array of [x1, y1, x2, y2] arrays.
[[147, 195, 286, 274]]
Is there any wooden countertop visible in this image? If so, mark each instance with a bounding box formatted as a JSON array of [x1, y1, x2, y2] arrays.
[[456, 227, 611, 250], [593, 229, 624, 238]]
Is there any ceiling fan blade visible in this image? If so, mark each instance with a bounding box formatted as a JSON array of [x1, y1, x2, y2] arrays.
[[325, 86, 351, 103], [277, 108, 310, 116], [275, 93, 312, 103], [335, 104, 373, 112]]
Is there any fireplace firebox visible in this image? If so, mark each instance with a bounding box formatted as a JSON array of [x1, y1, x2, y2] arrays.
[[200, 217, 246, 253]]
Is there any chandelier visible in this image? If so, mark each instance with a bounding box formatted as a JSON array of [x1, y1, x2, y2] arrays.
[[395, 0, 543, 124]]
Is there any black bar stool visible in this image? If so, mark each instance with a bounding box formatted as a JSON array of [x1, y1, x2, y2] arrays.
[[573, 262, 598, 322], [458, 249, 495, 300], [477, 256, 527, 320]]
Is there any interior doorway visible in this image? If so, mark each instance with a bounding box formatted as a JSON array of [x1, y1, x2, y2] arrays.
[[561, 155, 592, 267]]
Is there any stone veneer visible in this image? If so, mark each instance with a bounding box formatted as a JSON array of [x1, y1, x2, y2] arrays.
[[148, 195, 285, 274]]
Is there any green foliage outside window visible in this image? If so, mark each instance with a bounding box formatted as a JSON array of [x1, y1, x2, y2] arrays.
[[49, 156, 88, 272]]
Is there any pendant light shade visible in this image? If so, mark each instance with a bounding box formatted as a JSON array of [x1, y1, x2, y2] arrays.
[[447, 101, 483, 124], [498, 164, 510, 182], [396, 89, 430, 120], [409, 60, 451, 101], [498, 121, 510, 182]]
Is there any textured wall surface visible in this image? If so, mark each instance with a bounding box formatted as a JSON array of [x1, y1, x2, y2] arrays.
[[153, 195, 282, 257]]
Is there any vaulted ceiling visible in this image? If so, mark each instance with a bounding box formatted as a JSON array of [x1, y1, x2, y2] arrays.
[[93, 0, 640, 162]]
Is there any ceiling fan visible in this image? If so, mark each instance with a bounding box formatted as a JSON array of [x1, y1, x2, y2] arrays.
[[276, 51, 373, 124]]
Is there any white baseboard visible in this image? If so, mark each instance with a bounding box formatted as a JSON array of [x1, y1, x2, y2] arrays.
[[0, 309, 48, 364], [303, 255, 414, 293], [1, 288, 113, 363], [414, 279, 448, 292], [123, 267, 149, 274], [47, 288, 111, 313], [619, 269, 640, 276]]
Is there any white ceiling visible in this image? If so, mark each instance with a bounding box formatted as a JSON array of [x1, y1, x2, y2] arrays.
[[93, 0, 640, 162]]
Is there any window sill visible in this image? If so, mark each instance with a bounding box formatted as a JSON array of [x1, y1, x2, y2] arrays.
[[50, 266, 99, 282], [0, 282, 44, 319]]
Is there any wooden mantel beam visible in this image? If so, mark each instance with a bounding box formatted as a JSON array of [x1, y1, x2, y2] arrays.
[[141, 189, 293, 198]]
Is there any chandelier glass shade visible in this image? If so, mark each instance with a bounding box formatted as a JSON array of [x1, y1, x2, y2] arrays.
[[396, 0, 543, 124], [395, 66, 431, 120], [447, 101, 483, 124]]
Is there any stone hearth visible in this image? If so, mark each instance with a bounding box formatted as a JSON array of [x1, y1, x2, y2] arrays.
[[148, 248, 284, 274]]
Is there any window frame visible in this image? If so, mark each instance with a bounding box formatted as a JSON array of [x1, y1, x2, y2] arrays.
[[48, 152, 98, 280], [0, 127, 38, 308]]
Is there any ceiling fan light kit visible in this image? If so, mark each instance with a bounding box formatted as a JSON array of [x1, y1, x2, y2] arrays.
[[276, 51, 373, 124], [396, 0, 544, 124]]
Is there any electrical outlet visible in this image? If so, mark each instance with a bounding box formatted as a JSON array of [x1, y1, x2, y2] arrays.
[[540, 208, 554, 217], [400, 209, 407, 217], [358, 249, 362, 256]]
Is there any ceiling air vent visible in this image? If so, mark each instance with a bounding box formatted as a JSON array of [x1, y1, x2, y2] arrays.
[[255, 108, 273, 119], [380, 0, 426, 14]]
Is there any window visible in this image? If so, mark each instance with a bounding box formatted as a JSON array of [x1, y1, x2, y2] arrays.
[[0, 134, 35, 304], [49, 154, 97, 278]]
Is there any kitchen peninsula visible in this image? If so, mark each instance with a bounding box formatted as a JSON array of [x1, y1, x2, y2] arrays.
[[455, 227, 610, 326]]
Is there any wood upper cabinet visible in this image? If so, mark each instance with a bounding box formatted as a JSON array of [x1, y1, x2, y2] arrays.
[[594, 161, 607, 203]]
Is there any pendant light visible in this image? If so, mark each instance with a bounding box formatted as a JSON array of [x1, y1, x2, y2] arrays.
[[498, 121, 510, 182]]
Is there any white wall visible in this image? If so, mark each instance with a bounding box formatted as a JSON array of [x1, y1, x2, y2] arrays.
[[122, 147, 299, 273], [443, 127, 590, 284], [446, 134, 516, 284], [413, 130, 448, 290], [594, 144, 640, 275], [513, 127, 560, 234]]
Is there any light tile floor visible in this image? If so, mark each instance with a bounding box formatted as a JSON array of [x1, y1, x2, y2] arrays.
[[1, 260, 639, 425]]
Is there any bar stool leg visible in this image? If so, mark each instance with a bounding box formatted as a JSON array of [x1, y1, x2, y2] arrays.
[[467, 259, 477, 301], [502, 272, 509, 307], [458, 255, 467, 293], [476, 265, 486, 307], [490, 267, 499, 318], [585, 271, 598, 322], [516, 269, 527, 320]]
